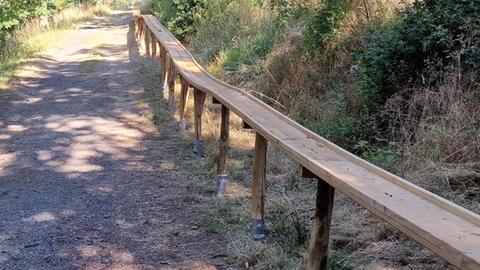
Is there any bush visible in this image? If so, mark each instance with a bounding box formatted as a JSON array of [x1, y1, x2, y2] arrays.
[[214, 31, 275, 71], [302, 0, 355, 56], [0, 1, 51, 34], [355, 0, 480, 117], [151, 0, 205, 40]]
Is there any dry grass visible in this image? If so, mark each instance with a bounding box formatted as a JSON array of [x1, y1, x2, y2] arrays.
[[384, 71, 480, 214], [135, 58, 452, 270], [135, 3, 477, 269]]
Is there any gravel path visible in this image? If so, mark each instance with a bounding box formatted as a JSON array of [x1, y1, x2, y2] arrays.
[[0, 12, 227, 270]]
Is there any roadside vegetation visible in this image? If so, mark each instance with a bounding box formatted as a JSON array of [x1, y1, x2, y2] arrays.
[[143, 0, 480, 269], [0, 0, 138, 86]]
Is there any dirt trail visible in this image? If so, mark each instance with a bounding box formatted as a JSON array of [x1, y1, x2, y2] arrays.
[[0, 11, 228, 270]]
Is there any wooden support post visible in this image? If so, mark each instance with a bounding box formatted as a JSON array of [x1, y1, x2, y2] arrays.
[[303, 167, 335, 270], [162, 55, 169, 95], [193, 88, 207, 156], [178, 76, 190, 130], [144, 25, 150, 56], [251, 133, 267, 240], [158, 44, 163, 63], [135, 17, 141, 39], [215, 105, 230, 195], [157, 42, 162, 61], [167, 60, 176, 113], [159, 47, 167, 92], [217, 105, 230, 175], [151, 36, 157, 59]]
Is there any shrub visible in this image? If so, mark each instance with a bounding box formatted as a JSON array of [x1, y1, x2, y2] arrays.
[[355, 0, 480, 117], [0, 1, 51, 34], [302, 0, 355, 56], [151, 0, 205, 40], [216, 31, 275, 71]]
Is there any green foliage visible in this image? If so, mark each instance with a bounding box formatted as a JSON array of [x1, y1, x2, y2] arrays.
[[1, 2, 109, 80], [152, 0, 205, 40], [191, 0, 272, 62], [302, 0, 354, 55], [269, 211, 308, 255], [353, 138, 399, 167], [218, 31, 275, 71], [0, 0, 99, 41], [270, 0, 318, 27], [0, 1, 50, 33], [167, 0, 205, 39], [151, 0, 177, 21], [355, 0, 480, 115]]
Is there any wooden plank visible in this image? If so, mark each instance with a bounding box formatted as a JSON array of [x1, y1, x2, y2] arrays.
[[193, 88, 206, 156], [307, 178, 335, 270], [142, 15, 480, 269], [251, 132, 267, 240], [217, 105, 230, 175], [178, 76, 189, 130]]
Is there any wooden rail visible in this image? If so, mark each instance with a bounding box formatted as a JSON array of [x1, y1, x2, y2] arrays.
[[135, 14, 480, 270]]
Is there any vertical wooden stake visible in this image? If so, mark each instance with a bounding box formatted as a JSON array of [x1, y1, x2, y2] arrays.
[[307, 176, 335, 270], [178, 76, 190, 130], [217, 105, 230, 175], [158, 44, 163, 63], [159, 47, 167, 93], [144, 25, 150, 56], [167, 61, 176, 113], [135, 17, 141, 39], [215, 105, 230, 195], [151, 36, 157, 59], [193, 88, 207, 156], [251, 133, 267, 240], [162, 55, 169, 95]]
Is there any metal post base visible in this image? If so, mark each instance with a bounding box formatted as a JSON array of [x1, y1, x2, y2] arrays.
[[251, 219, 266, 241], [193, 139, 204, 157], [215, 174, 228, 195]]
